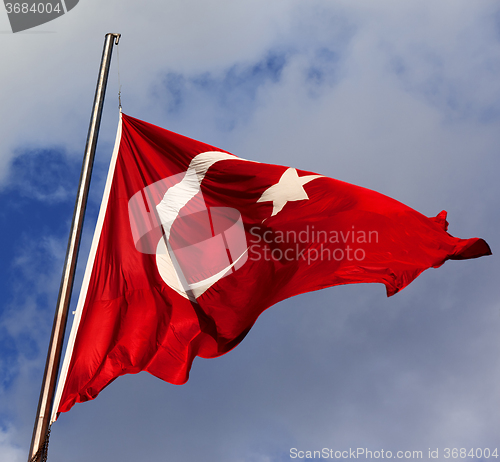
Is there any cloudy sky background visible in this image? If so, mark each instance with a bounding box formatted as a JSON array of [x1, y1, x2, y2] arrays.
[[1, 1, 499, 461]]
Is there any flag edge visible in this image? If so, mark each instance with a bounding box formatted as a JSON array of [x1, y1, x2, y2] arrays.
[[50, 112, 124, 423]]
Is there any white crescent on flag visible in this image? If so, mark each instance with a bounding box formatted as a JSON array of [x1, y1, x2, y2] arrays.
[[155, 151, 250, 302]]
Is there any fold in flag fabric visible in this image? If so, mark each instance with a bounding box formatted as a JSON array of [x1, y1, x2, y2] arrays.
[[52, 113, 491, 420]]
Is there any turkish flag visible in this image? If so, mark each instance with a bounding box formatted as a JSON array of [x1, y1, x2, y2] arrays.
[[53, 113, 491, 418]]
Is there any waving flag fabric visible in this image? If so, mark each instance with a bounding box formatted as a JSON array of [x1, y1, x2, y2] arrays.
[[52, 113, 491, 419]]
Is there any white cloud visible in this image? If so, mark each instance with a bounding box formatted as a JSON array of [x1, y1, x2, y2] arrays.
[[0, 427, 24, 462]]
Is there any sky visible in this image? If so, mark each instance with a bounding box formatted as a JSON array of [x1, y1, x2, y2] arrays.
[[1, 1, 499, 461]]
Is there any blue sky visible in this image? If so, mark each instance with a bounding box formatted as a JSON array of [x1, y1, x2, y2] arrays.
[[1, 1, 499, 461]]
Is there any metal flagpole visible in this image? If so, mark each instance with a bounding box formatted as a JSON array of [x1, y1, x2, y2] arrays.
[[28, 32, 121, 462]]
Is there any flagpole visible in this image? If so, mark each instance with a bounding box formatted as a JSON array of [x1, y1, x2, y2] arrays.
[[27, 32, 121, 462]]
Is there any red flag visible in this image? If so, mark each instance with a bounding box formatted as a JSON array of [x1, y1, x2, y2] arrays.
[[52, 113, 491, 419]]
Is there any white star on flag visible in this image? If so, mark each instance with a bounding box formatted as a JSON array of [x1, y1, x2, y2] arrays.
[[257, 167, 322, 217]]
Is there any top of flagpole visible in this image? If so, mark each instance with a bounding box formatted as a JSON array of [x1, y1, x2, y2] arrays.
[[28, 33, 121, 462]]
